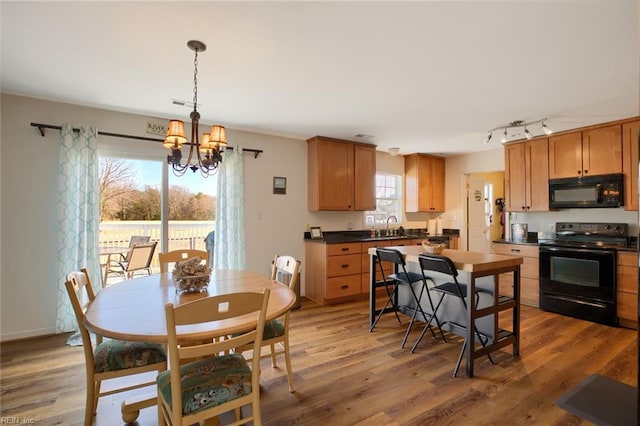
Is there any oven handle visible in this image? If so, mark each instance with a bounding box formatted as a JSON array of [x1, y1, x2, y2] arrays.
[[545, 293, 608, 309], [539, 246, 616, 256]]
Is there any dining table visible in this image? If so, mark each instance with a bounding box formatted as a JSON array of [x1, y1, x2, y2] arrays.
[[83, 269, 297, 422], [368, 245, 523, 377]]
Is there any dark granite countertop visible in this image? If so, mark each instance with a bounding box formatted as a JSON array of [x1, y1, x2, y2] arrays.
[[304, 228, 459, 244]]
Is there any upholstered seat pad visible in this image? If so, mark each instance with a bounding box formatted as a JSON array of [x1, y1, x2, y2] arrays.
[[263, 319, 285, 340], [157, 353, 252, 415], [93, 340, 166, 373]]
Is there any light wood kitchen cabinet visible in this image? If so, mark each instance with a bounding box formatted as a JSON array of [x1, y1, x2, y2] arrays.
[[548, 124, 622, 179], [305, 241, 363, 305], [504, 139, 549, 212], [623, 119, 640, 211], [491, 243, 539, 307], [617, 251, 638, 328], [307, 136, 376, 211], [404, 153, 445, 212]]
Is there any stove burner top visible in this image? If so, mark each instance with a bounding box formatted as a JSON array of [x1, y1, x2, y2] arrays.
[[543, 222, 629, 250]]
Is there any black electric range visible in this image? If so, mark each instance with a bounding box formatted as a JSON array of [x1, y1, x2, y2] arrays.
[[538, 222, 629, 326]]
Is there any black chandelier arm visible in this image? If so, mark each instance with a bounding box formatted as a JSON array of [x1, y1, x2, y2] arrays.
[[30, 122, 264, 158]]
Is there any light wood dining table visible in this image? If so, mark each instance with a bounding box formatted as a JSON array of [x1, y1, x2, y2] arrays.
[[83, 269, 296, 422]]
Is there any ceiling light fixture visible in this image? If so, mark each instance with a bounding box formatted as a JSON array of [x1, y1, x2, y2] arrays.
[[485, 118, 553, 144], [163, 40, 227, 177], [388, 147, 400, 157]]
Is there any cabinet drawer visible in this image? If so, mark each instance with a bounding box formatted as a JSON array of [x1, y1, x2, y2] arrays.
[[492, 243, 538, 258], [327, 242, 362, 256], [327, 254, 361, 277], [326, 274, 361, 298]]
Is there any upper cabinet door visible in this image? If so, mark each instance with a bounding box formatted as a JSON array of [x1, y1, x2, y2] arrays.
[[582, 124, 622, 176], [353, 144, 376, 211], [622, 120, 640, 211], [404, 154, 445, 213], [548, 132, 583, 179]]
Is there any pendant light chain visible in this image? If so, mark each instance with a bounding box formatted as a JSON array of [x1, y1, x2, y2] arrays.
[[193, 49, 199, 112]]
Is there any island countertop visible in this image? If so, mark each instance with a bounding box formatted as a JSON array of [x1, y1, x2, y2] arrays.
[[367, 245, 523, 273]]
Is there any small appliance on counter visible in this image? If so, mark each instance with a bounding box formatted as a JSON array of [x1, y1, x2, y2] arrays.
[[511, 223, 528, 242]]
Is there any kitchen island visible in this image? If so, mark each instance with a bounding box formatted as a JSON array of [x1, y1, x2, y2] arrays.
[[368, 245, 523, 377]]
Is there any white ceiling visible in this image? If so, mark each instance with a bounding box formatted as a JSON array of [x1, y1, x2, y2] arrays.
[[1, 1, 638, 156]]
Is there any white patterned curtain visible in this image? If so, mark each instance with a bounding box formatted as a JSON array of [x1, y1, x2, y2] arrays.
[[214, 146, 246, 269], [56, 124, 101, 333]]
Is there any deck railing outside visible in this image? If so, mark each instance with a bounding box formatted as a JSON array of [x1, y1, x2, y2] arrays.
[[99, 220, 214, 273]]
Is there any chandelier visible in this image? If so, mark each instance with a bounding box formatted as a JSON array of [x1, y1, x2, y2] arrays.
[[484, 117, 553, 144], [163, 40, 227, 177]]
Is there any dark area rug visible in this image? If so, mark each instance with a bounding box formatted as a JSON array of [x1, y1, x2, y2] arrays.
[[556, 374, 637, 426]]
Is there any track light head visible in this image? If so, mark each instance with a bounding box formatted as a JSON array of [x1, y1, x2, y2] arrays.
[[500, 128, 508, 143], [484, 132, 493, 144], [542, 122, 553, 135], [524, 127, 533, 140]]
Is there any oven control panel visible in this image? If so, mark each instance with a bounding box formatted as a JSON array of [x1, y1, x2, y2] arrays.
[[556, 222, 628, 237]]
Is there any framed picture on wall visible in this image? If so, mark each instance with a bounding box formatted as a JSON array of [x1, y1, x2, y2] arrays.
[[273, 176, 287, 194]]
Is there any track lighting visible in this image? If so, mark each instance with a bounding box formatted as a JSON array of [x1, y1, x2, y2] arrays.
[[485, 117, 553, 144]]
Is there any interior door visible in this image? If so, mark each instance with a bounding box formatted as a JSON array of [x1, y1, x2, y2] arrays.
[[467, 176, 491, 252]]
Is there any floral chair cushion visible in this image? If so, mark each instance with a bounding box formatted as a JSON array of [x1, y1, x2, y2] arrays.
[[157, 353, 252, 415], [93, 340, 167, 373], [263, 319, 285, 340]]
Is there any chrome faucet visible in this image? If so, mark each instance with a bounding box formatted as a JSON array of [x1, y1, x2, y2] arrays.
[[386, 215, 398, 235]]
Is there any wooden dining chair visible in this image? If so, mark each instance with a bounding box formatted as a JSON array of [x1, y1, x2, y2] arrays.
[[105, 241, 157, 281], [65, 268, 167, 425], [158, 289, 271, 426], [158, 249, 209, 273], [233, 255, 300, 392], [244, 254, 300, 392]]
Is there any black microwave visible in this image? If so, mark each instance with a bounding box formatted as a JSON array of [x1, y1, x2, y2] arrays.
[[549, 173, 623, 209]]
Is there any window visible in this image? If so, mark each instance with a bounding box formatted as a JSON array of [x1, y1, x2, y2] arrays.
[[364, 174, 402, 225], [98, 155, 216, 278]]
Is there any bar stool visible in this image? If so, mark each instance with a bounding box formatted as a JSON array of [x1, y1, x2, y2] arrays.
[[413, 254, 494, 377], [370, 248, 441, 348]]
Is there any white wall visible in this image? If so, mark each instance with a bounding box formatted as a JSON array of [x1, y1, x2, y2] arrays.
[[0, 94, 349, 340]]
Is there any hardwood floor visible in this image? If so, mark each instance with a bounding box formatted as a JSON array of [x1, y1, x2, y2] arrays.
[[1, 297, 636, 425]]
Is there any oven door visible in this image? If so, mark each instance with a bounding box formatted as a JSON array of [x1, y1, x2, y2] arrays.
[[539, 245, 617, 325]]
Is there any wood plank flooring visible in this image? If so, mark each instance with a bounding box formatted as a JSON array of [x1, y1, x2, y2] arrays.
[[1, 298, 636, 425]]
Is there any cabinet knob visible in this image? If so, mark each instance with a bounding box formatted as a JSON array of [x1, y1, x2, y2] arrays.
[[584, 170, 588, 174], [340, 285, 349, 289], [341, 247, 349, 251], [341, 264, 349, 268], [510, 249, 521, 253]]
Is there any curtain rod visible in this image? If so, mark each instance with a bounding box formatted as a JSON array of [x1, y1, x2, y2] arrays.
[[30, 122, 263, 158]]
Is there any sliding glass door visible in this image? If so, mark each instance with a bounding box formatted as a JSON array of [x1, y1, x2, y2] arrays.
[[99, 155, 216, 281]]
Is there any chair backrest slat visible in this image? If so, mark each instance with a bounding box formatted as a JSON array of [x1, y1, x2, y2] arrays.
[[126, 242, 157, 272], [271, 255, 301, 291], [158, 249, 209, 273], [418, 254, 458, 277]]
